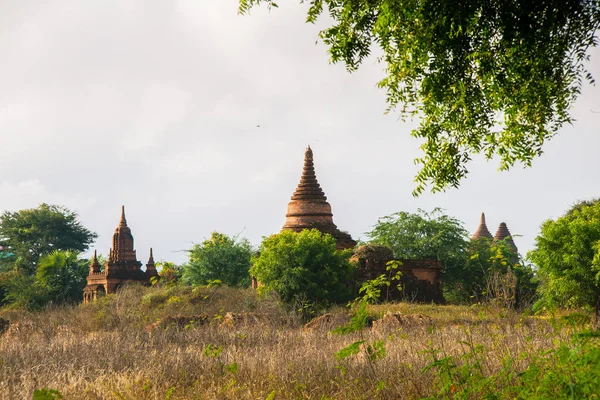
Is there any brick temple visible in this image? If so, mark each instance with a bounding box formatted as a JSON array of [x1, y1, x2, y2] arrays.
[[83, 206, 158, 303], [282, 146, 356, 250]]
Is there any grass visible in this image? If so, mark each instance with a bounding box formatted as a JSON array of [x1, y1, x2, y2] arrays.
[[0, 284, 596, 399]]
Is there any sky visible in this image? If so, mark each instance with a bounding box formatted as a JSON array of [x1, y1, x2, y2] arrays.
[[1, 1, 599, 265]]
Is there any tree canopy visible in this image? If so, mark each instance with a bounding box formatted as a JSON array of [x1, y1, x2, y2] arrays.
[[529, 199, 600, 316], [182, 232, 253, 287], [365, 208, 470, 300], [0, 204, 97, 275], [239, 0, 600, 194], [365, 209, 535, 304], [251, 229, 354, 305]]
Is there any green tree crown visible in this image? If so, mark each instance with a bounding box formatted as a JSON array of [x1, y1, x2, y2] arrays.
[[239, 0, 600, 194], [251, 229, 354, 305], [529, 199, 600, 316], [0, 204, 96, 275], [183, 232, 253, 287]]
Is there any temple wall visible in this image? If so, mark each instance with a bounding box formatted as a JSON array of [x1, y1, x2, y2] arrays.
[[352, 246, 445, 303]]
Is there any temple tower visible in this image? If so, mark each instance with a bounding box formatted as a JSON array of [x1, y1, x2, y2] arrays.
[[282, 146, 356, 250], [146, 248, 158, 281], [83, 206, 155, 302], [472, 212, 493, 240]]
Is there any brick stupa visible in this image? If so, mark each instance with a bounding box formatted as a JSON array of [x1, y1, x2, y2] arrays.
[[83, 206, 158, 302], [493, 222, 518, 255], [472, 212, 493, 240], [282, 146, 356, 250]]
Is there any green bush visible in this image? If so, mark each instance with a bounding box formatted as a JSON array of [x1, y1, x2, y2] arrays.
[[182, 232, 252, 287], [250, 229, 354, 306]]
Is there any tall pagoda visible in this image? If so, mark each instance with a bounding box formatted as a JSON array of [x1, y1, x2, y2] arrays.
[[282, 146, 356, 250], [83, 206, 158, 302]]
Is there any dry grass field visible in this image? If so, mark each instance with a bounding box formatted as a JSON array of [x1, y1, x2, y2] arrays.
[[0, 284, 596, 400]]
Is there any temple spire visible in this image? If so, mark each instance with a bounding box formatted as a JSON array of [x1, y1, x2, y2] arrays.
[[290, 145, 327, 201], [472, 212, 493, 240], [90, 249, 101, 274], [119, 205, 127, 227], [146, 247, 158, 279]]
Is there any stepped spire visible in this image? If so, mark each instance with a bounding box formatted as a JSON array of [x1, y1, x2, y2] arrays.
[[110, 206, 137, 264], [89, 249, 101, 274], [472, 212, 493, 240], [119, 205, 127, 227], [282, 146, 356, 250], [146, 247, 158, 279], [290, 146, 328, 201]]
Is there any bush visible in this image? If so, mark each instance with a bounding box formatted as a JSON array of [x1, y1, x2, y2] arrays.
[[182, 232, 252, 287], [250, 229, 354, 306]]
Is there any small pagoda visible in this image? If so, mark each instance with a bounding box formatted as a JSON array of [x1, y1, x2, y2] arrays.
[[282, 146, 356, 250], [83, 206, 158, 303], [471, 213, 519, 262], [472, 212, 493, 240], [493, 221, 519, 255]]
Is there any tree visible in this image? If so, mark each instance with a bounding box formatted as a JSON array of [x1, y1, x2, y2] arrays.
[[36, 250, 88, 304], [366, 209, 536, 305], [0, 250, 90, 309], [156, 261, 183, 286], [366, 208, 470, 300], [0, 204, 97, 275], [529, 199, 600, 318], [239, 0, 600, 194], [250, 229, 354, 305], [182, 232, 253, 287], [467, 237, 537, 308]]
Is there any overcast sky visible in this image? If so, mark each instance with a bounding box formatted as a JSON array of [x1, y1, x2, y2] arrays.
[[1, 1, 599, 265]]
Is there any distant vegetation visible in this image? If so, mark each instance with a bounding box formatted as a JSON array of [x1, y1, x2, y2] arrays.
[[0, 204, 96, 309], [182, 232, 253, 288]]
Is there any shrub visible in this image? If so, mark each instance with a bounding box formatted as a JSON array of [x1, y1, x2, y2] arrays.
[[182, 232, 252, 287], [250, 229, 354, 306]]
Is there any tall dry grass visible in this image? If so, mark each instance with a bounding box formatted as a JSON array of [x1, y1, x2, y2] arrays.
[[0, 284, 582, 399]]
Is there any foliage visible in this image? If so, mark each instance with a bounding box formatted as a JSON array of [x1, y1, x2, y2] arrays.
[[332, 271, 391, 378], [366, 208, 470, 301], [182, 232, 253, 287], [424, 318, 600, 399], [0, 270, 49, 310], [36, 250, 88, 304], [250, 229, 354, 305], [529, 199, 600, 317], [462, 237, 537, 307], [239, 0, 600, 194], [0, 204, 96, 275], [156, 261, 183, 287], [32, 388, 63, 400], [0, 250, 89, 309]]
